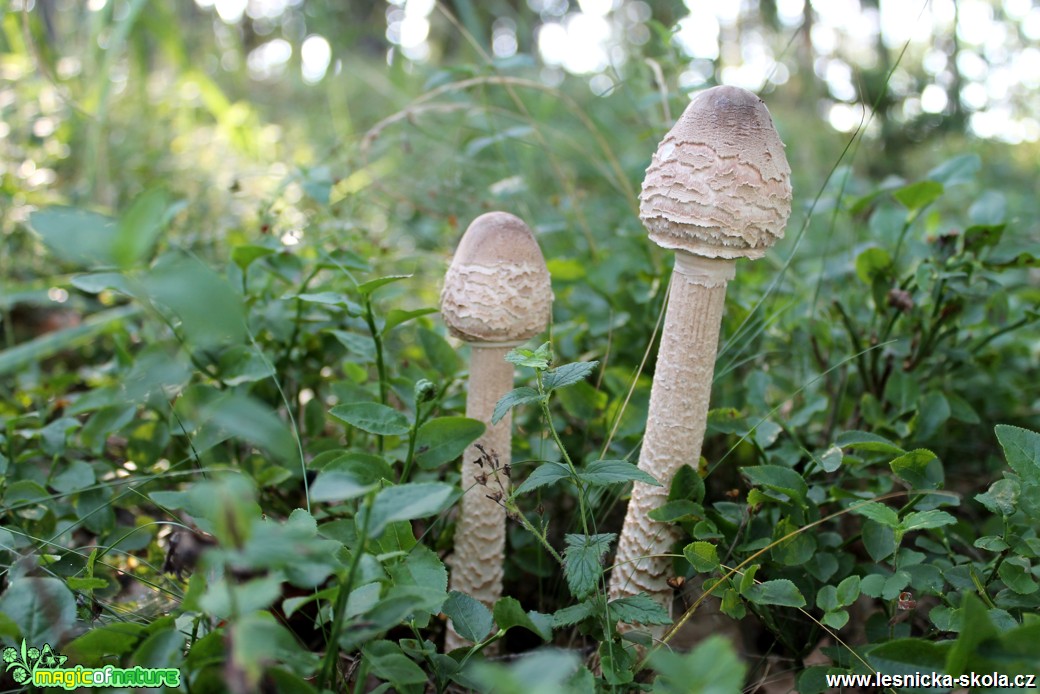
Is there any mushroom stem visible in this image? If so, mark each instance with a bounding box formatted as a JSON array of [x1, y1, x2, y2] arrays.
[[609, 253, 735, 615], [445, 344, 515, 650]]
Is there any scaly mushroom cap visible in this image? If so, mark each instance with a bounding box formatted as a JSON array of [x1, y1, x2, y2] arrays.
[[639, 85, 792, 260], [440, 212, 553, 343]]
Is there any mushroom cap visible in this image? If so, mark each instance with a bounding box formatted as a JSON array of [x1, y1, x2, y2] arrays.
[[639, 85, 792, 260], [440, 212, 553, 343]]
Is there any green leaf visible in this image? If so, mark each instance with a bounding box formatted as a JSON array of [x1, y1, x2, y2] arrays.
[[113, 188, 175, 267], [743, 579, 806, 608], [505, 343, 552, 369], [835, 430, 906, 455], [563, 533, 615, 600], [648, 635, 747, 694], [889, 449, 943, 490], [382, 307, 437, 335], [578, 459, 659, 487], [64, 623, 144, 666], [995, 424, 1040, 484], [418, 328, 460, 376], [218, 345, 276, 386], [998, 560, 1039, 595], [608, 593, 671, 626], [740, 465, 808, 507], [542, 361, 598, 391], [816, 585, 838, 612], [491, 387, 543, 425], [669, 464, 705, 504], [836, 575, 861, 606], [0, 577, 77, 645], [975, 478, 1019, 516], [414, 417, 485, 469], [514, 461, 572, 495], [387, 545, 448, 605], [927, 153, 980, 186], [850, 501, 900, 528], [361, 640, 426, 690], [818, 445, 843, 473], [647, 499, 703, 522], [914, 392, 950, 441], [28, 206, 118, 266], [552, 600, 597, 627], [900, 509, 956, 532], [683, 542, 719, 573], [367, 482, 455, 537], [822, 610, 849, 629], [356, 274, 411, 296], [862, 520, 897, 562], [492, 596, 552, 641], [854, 247, 893, 286], [330, 402, 411, 436], [442, 591, 493, 642], [893, 180, 943, 211], [142, 255, 245, 347], [945, 594, 996, 676], [231, 244, 275, 271], [868, 638, 950, 677]]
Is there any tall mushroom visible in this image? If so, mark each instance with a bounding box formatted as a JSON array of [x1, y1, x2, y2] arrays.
[[440, 211, 553, 649], [609, 86, 792, 618]]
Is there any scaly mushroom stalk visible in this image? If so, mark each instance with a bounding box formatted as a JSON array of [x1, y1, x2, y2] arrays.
[[609, 86, 792, 622], [440, 212, 552, 650]]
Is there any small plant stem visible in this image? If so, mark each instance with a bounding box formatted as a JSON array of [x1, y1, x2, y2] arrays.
[[834, 299, 875, 394], [279, 266, 322, 367], [363, 298, 388, 407], [319, 488, 376, 689], [399, 408, 422, 484], [536, 372, 592, 538]]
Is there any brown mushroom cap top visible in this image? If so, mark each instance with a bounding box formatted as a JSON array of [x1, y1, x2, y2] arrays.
[[639, 85, 792, 260], [440, 212, 553, 343]]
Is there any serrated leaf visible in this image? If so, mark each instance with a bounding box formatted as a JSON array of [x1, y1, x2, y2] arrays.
[[822, 610, 849, 629], [743, 579, 806, 607], [542, 361, 599, 391], [330, 403, 410, 436], [683, 541, 719, 573], [414, 417, 485, 469], [608, 593, 672, 626], [514, 461, 572, 495], [552, 600, 597, 628], [995, 425, 1040, 484], [850, 501, 900, 528], [563, 533, 615, 600], [578, 460, 659, 487], [443, 591, 494, 642], [491, 387, 543, 425]]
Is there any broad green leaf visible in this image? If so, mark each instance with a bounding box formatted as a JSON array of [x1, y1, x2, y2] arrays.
[[142, 255, 245, 346], [740, 465, 808, 507], [329, 329, 375, 362], [418, 328, 460, 376], [231, 244, 275, 271], [505, 343, 552, 369], [608, 593, 671, 626], [743, 579, 806, 608], [356, 274, 411, 296], [893, 180, 943, 211], [578, 459, 659, 487], [648, 635, 747, 694], [414, 417, 485, 469], [835, 430, 906, 455], [818, 445, 843, 473], [771, 517, 816, 566], [914, 392, 950, 441], [330, 402, 410, 436], [683, 541, 719, 573], [230, 613, 317, 684], [816, 585, 839, 612], [0, 578, 77, 645], [367, 482, 455, 537], [218, 345, 275, 386], [868, 638, 949, 678], [836, 575, 861, 606], [563, 533, 615, 600], [491, 387, 543, 425], [442, 591, 494, 642], [995, 424, 1040, 483], [927, 153, 980, 186], [975, 478, 1019, 516], [822, 610, 849, 629], [542, 361, 599, 391], [647, 499, 703, 522], [850, 501, 900, 528], [997, 560, 1039, 595], [889, 449, 943, 490], [28, 206, 118, 266], [387, 545, 447, 609], [862, 520, 897, 562], [900, 509, 956, 532], [669, 464, 705, 504], [382, 307, 437, 335], [514, 461, 572, 495], [860, 574, 886, 598], [492, 596, 552, 641], [552, 600, 597, 627], [114, 188, 175, 267], [64, 623, 144, 666], [854, 247, 893, 285], [945, 594, 995, 676]]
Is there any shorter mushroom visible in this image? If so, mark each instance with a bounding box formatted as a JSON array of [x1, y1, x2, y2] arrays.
[[440, 212, 553, 650]]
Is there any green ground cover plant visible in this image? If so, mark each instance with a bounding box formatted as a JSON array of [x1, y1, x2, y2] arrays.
[[2, 3, 1039, 692]]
